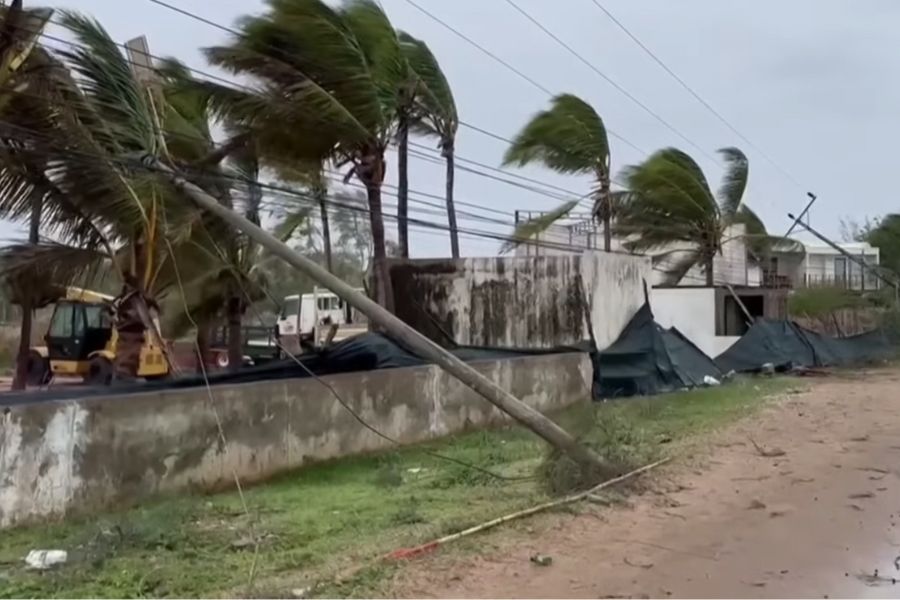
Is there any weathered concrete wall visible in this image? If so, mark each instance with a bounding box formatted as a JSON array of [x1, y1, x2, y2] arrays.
[[0, 352, 591, 529], [390, 252, 650, 351]]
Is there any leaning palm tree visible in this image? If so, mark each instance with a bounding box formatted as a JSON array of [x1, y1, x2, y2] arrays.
[[503, 94, 612, 251], [615, 146, 792, 286], [396, 32, 459, 258], [0, 12, 201, 380], [198, 0, 407, 310]]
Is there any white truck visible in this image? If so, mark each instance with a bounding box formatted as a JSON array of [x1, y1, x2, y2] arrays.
[[276, 287, 367, 352]]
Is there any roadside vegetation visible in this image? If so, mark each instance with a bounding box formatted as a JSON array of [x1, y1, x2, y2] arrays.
[[0, 377, 789, 599]]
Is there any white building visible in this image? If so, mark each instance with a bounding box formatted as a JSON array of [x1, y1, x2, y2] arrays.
[[514, 211, 882, 291], [757, 240, 880, 290], [514, 213, 756, 287]]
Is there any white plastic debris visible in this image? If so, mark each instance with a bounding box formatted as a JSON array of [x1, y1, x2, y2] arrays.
[[703, 375, 721, 386], [24, 549, 67, 570]]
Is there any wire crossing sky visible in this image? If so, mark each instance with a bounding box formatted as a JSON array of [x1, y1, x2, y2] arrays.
[[28, 0, 900, 257]]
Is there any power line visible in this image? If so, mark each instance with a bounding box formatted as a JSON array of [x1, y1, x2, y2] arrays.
[[18, 14, 584, 215], [502, 0, 722, 169], [589, 0, 806, 191], [399, 0, 646, 157], [0, 117, 598, 255]]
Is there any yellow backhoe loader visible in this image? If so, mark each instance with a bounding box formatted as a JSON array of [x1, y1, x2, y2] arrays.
[[27, 287, 169, 385]]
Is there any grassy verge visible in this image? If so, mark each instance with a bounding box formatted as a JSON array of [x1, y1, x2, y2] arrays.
[[0, 377, 789, 599]]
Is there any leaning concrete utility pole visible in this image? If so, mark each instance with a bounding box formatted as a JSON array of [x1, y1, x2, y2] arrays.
[[156, 161, 606, 471]]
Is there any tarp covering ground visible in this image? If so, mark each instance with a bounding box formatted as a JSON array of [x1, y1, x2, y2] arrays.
[[715, 319, 896, 373], [0, 333, 589, 407], [594, 303, 722, 398]]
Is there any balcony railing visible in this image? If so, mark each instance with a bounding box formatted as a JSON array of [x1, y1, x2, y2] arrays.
[[800, 274, 878, 290]]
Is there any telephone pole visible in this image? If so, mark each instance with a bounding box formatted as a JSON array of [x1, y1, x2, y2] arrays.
[[156, 160, 607, 471]]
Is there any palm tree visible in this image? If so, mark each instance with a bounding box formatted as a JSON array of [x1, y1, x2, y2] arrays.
[[503, 94, 612, 251], [0, 12, 203, 380], [0, 1, 54, 389], [396, 32, 459, 258], [615, 147, 792, 286], [198, 0, 408, 310]]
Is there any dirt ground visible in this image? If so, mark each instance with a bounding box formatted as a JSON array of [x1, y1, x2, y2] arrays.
[[390, 368, 900, 599]]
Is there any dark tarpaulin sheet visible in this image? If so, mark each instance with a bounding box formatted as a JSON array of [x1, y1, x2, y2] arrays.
[[0, 333, 589, 407], [594, 302, 722, 399], [715, 319, 896, 373]]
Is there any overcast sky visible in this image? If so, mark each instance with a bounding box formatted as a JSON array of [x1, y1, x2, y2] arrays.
[[20, 0, 900, 256]]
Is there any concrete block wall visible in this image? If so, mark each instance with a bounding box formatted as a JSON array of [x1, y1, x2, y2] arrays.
[[0, 352, 591, 529], [390, 251, 651, 351]]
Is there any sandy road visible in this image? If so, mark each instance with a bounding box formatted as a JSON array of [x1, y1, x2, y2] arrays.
[[391, 368, 900, 599]]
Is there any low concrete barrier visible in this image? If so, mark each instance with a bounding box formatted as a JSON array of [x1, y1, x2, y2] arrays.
[[0, 352, 591, 529]]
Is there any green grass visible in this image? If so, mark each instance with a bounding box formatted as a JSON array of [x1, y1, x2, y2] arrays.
[[0, 377, 789, 599]]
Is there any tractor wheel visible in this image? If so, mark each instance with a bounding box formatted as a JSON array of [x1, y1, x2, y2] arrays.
[[85, 356, 113, 386], [26, 351, 51, 386], [215, 351, 229, 369]]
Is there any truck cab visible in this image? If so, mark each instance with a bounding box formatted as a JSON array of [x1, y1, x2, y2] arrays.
[[276, 287, 366, 352]]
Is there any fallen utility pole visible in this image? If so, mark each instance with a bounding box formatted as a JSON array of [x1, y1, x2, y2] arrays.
[[787, 212, 899, 294], [156, 160, 606, 471]]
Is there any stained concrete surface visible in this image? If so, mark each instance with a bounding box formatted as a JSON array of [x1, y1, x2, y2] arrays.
[[392, 368, 900, 598], [0, 352, 590, 529]]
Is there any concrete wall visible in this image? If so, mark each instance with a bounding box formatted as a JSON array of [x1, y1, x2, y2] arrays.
[[650, 287, 739, 358], [0, 352, 591, 529], [390, 252, 650, 351]]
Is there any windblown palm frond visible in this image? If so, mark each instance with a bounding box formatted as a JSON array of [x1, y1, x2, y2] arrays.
[[502, 94, 608, 175], [398, 31, 457, 140], [717, 146, 748, 216], [617, 145, 782, 285], [499, 200, 578, 254]]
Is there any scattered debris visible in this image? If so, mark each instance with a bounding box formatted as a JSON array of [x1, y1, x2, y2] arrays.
[[868, 474, 886, 481], [702, 375, 721, 386], [623, 557, 654, 569], [850, 435, 870, 442], [847, 504, 864, 512], [878, 487, 888, 492], [848, 492, 875, 499], [24, 550, 67, 571], [760, 363, 775, 376], [732, 475, 770, 482], [530, 554, 552, 567], [747, 499, 767, 510], [749, 438, 786, 458], [291, 586, 314, 598], [858, 466, 890, 474]]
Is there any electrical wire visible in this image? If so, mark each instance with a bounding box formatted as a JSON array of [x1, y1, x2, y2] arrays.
[[14, 17, 593, 215], [191, 219, 536, 482], [502, 0, 721, 169], [589, 0, 806, 191], [399, 0, 646, 157]]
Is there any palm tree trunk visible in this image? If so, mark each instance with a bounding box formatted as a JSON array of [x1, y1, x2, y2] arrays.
[[12, 189, 41, 390], [397, 114, 410, 259], [226, 295, 242, 372], [359, 151, 395, 312], [444, 142, 460, 259], [316, 186, 333, 273], [113, 284, 146, 381], [600, 175, 611, 252], [705, 254, 715, 287]]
